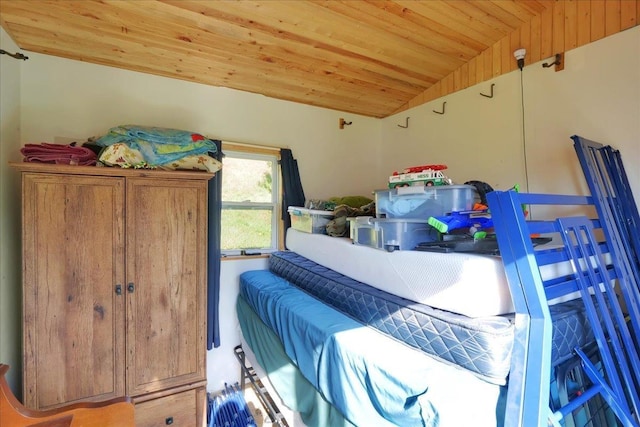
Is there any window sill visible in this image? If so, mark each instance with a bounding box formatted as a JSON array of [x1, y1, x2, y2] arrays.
[[221, 254, 270, 261]]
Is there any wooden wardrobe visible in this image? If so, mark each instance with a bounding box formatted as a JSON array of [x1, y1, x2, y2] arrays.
[[13, 163, 213, 427]]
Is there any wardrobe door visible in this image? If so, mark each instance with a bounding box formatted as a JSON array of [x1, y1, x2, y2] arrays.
[[125, 178, 207, 396], [22, 173, 126, 409]]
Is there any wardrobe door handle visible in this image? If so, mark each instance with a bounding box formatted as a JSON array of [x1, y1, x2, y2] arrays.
[[127, 283, 135, 293], [115, 284, 122, 295]]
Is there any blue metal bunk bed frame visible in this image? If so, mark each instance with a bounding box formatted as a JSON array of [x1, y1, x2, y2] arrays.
[[487, 135, 640, 427], [572, 135, 640, 301]]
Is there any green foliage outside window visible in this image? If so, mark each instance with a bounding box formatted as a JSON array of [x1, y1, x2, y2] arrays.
[[221, 154, 278, 252]]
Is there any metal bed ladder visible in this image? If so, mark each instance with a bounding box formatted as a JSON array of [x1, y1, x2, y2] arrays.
[[233, 345, 289, 427], [488, 190, 640, 427]]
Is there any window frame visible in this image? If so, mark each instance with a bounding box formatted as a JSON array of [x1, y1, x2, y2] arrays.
[[220, 142, 284, 257]]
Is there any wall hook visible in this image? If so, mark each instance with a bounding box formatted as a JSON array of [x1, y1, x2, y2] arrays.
[[433, 102, 446, 115], [339, 118, 352, 129], [480, 83, 495, 98], [0, 49, 28, 60], [542, 53, 564, 71], [397, 117, 410, 128]]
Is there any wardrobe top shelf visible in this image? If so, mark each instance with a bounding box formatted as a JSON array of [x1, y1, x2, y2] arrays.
[[10, 162, 215, 181]]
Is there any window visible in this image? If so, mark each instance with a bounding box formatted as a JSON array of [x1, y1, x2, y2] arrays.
[[221, 143, 281, 256]]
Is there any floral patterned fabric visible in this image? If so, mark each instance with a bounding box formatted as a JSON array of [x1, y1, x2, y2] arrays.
[[99, 143, 221, 172], [94, 124, 218, 166]]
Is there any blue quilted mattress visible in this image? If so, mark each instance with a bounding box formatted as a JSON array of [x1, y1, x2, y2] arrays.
[[269, 250, 594, 385]]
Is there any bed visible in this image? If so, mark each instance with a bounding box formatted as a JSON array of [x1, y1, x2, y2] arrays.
[[236, 137, 638, 427], [237, 247, 507, 427], [237, 229, 601, 427]]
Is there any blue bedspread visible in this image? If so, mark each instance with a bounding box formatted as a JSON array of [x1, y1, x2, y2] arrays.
[[239, 270, 504, 427], [94, 124, 217, 165]]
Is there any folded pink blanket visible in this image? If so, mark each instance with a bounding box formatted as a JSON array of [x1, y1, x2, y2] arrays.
[[20, 143, 97, 166]]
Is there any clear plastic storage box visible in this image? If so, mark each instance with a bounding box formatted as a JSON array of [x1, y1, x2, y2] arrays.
[[288, 206, 334, 234], [351, 217, 439, 251], [375, 185, 478, 219]]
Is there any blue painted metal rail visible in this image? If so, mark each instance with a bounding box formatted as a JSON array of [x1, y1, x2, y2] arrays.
[[489, 159, 640, 426], [572, 135, 640, 337]]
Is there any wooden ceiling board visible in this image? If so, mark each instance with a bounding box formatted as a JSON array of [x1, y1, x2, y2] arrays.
[[7, 2, 418, 115], [482, 0, 545, 23], [395, 1, 507, 46], [176, 0, 458, 79], [461, 1, 529, 31], [0, 1, 636, 118], [146, 1, 439, 101], [353, 2, 482, 59]]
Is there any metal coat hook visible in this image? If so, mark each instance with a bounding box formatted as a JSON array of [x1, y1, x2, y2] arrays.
[[0, 49, 28, 60], [433, 102, 446, 115], [339, 118, 352, 129], [480, 83, 495, 98], [542, 53, 564, 71], [397, 117, 410, 128]]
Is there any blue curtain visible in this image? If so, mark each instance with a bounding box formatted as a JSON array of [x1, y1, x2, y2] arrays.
[[207, 146, 303, 349], [207, 140, 223, 349], [280, 149, 305, 231]]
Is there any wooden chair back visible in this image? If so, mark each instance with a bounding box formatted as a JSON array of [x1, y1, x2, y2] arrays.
[[1, 364, 135, 427]]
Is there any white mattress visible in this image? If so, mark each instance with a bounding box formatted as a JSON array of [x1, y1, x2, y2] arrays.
[[286, 228, 514, 317]]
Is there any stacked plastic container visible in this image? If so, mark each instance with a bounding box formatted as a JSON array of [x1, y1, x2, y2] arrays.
[[287, 206, 334, 234], [352, 185, 478, 251]]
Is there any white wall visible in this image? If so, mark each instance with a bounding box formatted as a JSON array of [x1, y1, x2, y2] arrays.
[[207, 257, 268, 391], [0, 26, 23, 396], [18, 56, 381, 200], [381, 27, 640, 215], [380, 72, 525, 192], [524, 26, 640, 200]]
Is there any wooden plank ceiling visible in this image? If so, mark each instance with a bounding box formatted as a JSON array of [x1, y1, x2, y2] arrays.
[[0, 1, 638, 118]]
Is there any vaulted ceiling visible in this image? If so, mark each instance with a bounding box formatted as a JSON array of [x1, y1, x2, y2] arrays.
[[1, 1, 638, 118]]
